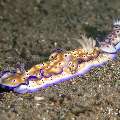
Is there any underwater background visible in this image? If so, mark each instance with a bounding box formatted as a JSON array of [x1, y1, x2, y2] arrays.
[[0, 0, 120, 119]]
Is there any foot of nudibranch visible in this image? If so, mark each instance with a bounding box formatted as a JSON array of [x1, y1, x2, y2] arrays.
[[115, 42, 120, 51]]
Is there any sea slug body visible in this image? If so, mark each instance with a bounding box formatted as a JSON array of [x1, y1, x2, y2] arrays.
[[0, 20, 120, 93]]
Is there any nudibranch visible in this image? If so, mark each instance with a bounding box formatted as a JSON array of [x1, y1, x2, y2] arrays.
[[0, 20, 120, 93]]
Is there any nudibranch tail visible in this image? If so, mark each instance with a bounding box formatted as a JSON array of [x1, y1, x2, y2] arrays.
[[99, 19, 120, 53], [113, 19, 120, 27], [99, 42, 117, 53], [0, 20, 120, 94], [112, 19, 120, 49]]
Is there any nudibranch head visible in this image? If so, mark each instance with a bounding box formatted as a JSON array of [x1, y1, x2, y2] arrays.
[[0, 71, 25, 88]]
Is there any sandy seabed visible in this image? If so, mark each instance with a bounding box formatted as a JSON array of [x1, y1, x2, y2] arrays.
[[0, 0, 120, 120]]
